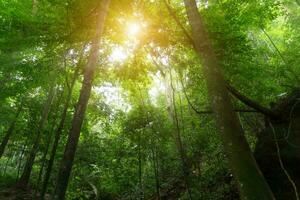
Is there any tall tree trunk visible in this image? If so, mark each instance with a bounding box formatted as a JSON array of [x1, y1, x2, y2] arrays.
[[52, 1, 110, 199], [18, 86, 56, 187], [40, 67, 79, 200], [0, 102, 23, 158], [183, 0, 274, 199]]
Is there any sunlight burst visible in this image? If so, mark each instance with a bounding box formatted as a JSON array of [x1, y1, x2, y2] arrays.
[[109, 47, 128, 63], [127, 22, 141, 37]]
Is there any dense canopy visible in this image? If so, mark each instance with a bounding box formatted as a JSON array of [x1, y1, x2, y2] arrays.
[[0, 0, 300, 199]]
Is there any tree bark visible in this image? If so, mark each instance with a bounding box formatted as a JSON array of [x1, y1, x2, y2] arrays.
[[52, 1, 110, 199], [18, 86, 56, 187], [183, 0, 275, 199], [0, 102, 23, 158]]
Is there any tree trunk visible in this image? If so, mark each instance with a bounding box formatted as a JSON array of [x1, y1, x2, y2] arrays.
[[138, 135, 143, 200], [164, 1, 276, 118], [149, 56, 191, 179], [18, 86, 56, 187], [35, 89, 64, 196], [34, 129, 54, 199], [254, 90, 300, 200], [52, 1, 110, 199], [149, 59, 193, 198], [151, 146, 161, 200], [169, 71, 193, 200], [3, 150, 13, 176], [183, 0, 274, 199], [32, 0, 38, 15], [17, 142, 28, 178], [40, 67, 79, 200], [0, 102, 23, 158]]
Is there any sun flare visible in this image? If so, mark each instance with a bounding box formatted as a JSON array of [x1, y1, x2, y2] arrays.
[[127, 22, 141, 37]]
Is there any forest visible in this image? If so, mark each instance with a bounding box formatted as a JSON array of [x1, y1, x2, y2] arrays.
[[0, 0, 300, 199]]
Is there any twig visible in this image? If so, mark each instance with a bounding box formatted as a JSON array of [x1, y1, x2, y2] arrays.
[[269, 121, 299, 200]]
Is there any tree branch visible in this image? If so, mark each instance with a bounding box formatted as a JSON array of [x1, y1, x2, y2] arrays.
[[226, 82, 279, 118], [179, 75, 259, 115], [165, 2, 280, 118], [163, 0, 196, 48], [261, 28, 299, 83]]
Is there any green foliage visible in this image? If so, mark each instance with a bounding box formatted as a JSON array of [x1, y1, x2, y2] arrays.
[[0, 0, 299, 199]]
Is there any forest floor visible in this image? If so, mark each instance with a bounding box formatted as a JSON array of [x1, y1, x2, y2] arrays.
[[0, 186, 51, 200]]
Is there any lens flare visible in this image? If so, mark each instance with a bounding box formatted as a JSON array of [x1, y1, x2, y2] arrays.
[[127, 22, 141, 36]]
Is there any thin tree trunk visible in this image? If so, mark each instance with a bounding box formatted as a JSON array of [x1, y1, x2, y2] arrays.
[[168, 70, 193, 200], [32, 0, 38, 15], [0, 102, 23, 158], [151, 58, 190, 174], [17, 142, 28, 178], [183, 0, 274, 199], [34, 99, 63, 198], [16, 135, 30, 178], [138, 133, 144, 200], [261, 28, 299, 83], [151, 147, 161, 200], [3, 150, 13, 176], [34, 129, 54, 198], [18, 86, 56, 187], [151, 58, 192, 199], [52, 1, 110, 199], [40, 67, 80, 200], [35, 89, 65, 194]]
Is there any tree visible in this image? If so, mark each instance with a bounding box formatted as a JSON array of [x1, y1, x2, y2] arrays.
[[52, 1, 111, 199], [1, 0, 300, 199], [183, 0, 274, 199], [18, 85, 56, 187], [40, 63, 80, 200], [0, 101, 23, 158]]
